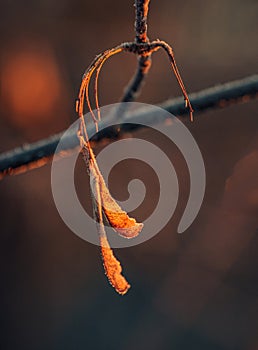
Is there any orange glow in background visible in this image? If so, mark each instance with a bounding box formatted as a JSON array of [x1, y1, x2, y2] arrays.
[[1, 41, 62, 132]]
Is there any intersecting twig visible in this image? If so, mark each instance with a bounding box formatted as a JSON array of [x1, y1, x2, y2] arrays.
[[0, 74, 257, 180], [76, 0, 193, 149], [121, 55, 152, 103]]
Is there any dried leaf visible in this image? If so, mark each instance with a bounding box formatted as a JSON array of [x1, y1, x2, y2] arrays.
[[89, 155, 130, 295], [99, 174, 144, 238], [99, 228, 130, 295], [89, 148, 143, 238]]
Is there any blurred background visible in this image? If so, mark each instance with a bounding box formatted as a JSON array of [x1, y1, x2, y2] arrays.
[[0, 0, 258, 349]]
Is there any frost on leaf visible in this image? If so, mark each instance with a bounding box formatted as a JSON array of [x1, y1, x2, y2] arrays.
[[99, 229, 130, 295], [89, 151, 144, 239], [88, 151, 139, 295]]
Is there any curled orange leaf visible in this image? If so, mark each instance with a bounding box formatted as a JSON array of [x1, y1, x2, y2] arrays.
[[89, 153, 131, 295], [89, 148, 143, 239], [99, 230, 130, 295]]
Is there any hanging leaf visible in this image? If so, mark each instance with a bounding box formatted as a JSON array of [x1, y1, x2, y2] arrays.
[[89, 147, 143, 239], [89, 155, 130, 294], [99, 228, 131, 295]]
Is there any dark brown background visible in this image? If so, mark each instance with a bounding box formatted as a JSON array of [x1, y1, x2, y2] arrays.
[[0, 1, 258, 349]]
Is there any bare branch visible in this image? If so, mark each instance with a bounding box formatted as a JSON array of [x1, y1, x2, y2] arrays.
[[120, 55, 152, 103], [0, 74, 257, 180], [134, 0, 150, 44]]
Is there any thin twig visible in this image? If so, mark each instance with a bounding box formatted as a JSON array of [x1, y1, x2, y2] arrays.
[[120, 0, 152, 103], [121, 55, 152, 103], [77, 0, 193, 134], [135, 0, 150, 44], [0, 74, 257, 179]]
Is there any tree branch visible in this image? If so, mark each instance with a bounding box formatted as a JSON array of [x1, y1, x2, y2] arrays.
[[0, 74, 257, 180], [120, 55, 152, 103]]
